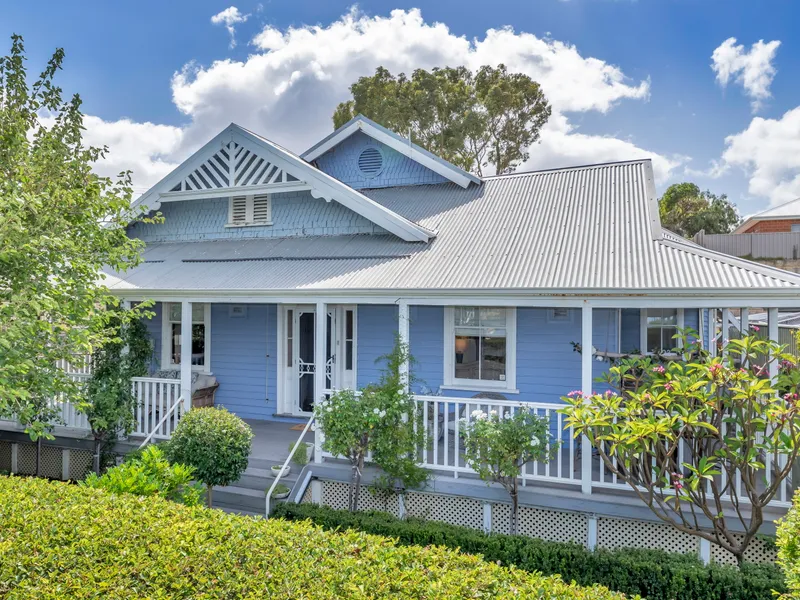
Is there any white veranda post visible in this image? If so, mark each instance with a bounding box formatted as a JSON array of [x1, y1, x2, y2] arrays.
[[398, 301, 410, 392], [181, 301, 193, 412], [581, 304, 593, 495]]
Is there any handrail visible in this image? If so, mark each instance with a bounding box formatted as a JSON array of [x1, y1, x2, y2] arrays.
[[138, 397, 183, 449], [266, 414, 314, 516]]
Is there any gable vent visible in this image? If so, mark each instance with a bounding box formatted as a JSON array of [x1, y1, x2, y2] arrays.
[[357, 147, 383, 178], [230, 196, 247, 225]]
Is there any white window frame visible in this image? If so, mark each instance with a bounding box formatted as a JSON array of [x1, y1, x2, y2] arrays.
[[162, 303, 211, 372], [443, 306, 517, 393], [791, 223, 800, 233], [640, 308, 684, 355], [547, 307, 573, 324], [225, 194, 272, 227]]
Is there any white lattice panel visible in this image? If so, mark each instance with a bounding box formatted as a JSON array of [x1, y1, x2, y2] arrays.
[[40, 445, 63, 480], [301, 484, 312, 504], [597, 516, 698, 554], [491, 503, 588, 543], [0, 442, 11, 473], [710, 533, 777, 565], [68, 449, 93, 481], [405, 492, 484, 530], [16, 443, 36, 475], [321, 481, 399, 515]]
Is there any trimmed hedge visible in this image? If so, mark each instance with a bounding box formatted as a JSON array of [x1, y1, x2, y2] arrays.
[[0, 476, 628, 599], [776, 489, 800, 599], [273, 502, 786, 600]]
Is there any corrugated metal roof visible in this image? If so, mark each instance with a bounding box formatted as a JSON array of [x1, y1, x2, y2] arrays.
[[106, 160, 800, 294]]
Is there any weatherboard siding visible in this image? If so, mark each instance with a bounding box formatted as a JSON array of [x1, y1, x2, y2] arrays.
[[209, 304, 277, 420], [315, 130, 449, 189], [128, 189, 388, 243], [356, 304, 399, 388]]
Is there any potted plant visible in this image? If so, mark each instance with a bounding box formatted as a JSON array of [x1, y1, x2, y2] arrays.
[[271, 464, 291, 478], [288, 441, 313, 466], [270, 483, 291, 500]]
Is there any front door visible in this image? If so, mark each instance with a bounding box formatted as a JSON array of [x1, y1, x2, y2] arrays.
[[279, 305, 356, 415]]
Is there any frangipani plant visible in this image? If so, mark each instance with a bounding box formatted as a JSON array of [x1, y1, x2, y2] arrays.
[[562, 330, 800, 565]]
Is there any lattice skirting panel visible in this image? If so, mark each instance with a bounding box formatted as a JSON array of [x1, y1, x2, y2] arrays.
[[301, 483, 313, 504], [405, 491, 484, 529], [0, 442, 11, 473], [492, 503, 588, 543], [710, 533, 777, 565], [321, 481, 401, 517], [7, 442, 94, 481], [598, 516, 699, 554]]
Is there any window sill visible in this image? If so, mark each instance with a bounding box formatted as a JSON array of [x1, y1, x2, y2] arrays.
[[440, 384, 519, 395], [224, 221, 273, 228]]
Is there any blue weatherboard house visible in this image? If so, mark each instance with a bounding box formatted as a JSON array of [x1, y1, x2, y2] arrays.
[[79, 114, 799, 548]]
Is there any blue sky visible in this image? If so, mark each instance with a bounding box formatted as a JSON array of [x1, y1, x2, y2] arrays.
[[3, 1, 799, 215]]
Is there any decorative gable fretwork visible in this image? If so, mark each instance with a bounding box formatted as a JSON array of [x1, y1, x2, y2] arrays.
[[169, 142, 301, 193]]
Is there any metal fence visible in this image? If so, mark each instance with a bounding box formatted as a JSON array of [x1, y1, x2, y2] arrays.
[[693, 231, 800, 260]]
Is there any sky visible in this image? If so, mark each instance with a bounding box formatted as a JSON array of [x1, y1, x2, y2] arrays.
[[2, 0, 799, 217]]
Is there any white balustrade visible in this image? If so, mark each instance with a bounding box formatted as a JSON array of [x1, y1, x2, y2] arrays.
[[131, 377, 183, 440]]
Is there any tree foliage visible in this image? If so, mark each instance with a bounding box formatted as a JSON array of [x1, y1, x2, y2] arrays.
[[0, 35, 156, 445], [333, 64, 551, 176], [777, 490, 800, 599], [562, 331, 800, 564], [166, 407, 253, 507], [314, 336, 427, 511], [462, 407, 555, 535], [82, 310, 153, 474], [658, 182, 740, 238]]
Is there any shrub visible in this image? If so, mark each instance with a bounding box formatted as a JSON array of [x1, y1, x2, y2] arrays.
[[273, 502, 786, 600], [165, 407, 253, 507], [289, 441, 311, 466], [0, 475, 628, 599], [777, 489, 800, 599], [82, 445, 202, 506]]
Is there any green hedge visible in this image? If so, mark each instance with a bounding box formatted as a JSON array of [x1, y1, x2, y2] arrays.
[[0, 476, 627, 599], [776, 490, 800, 599], [273, 502, 786, 600]]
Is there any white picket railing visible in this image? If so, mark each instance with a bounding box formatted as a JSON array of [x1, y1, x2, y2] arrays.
[[131, 377, 183, 440], [413, 395, 581, 487]]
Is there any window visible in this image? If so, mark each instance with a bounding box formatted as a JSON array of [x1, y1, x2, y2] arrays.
[[642, 308, 683, 353], [792, 223, 800, 233], [547, 307, 572, 323], [162, 303, 211, 371], [226, 194, 271, 227], [445, 307, 516, 391]]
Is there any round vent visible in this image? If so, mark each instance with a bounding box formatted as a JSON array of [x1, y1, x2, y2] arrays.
[[357, 147, 384, 178]]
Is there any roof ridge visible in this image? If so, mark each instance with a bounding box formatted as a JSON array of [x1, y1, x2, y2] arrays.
[[480, 158, 652, 180]]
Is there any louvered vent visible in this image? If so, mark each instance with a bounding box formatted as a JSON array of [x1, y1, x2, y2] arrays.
[[252, 194, 270, 223], [230, 196, 247, 224], [357, 147, 383, 178]]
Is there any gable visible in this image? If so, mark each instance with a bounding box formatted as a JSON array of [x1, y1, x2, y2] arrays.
[[313, 131, 449, 190], [131, 124, 432, 243], [302, 115, 480, 189]]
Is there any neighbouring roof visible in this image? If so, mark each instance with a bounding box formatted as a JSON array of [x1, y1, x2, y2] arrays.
[[301, 115, 481, 189], [748, 312, 800, 328], [106, 159, 800, 297], [734, 197, 800, 233]]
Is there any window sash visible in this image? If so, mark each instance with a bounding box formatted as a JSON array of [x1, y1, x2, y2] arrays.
[[449, 307, 512, 387]]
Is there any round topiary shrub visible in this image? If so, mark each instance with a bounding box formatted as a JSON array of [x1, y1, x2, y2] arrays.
[[166, 407, 253, 507]]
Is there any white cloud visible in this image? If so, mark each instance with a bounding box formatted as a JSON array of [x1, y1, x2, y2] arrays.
[[711, 37, 781, 112], [81, 7, 676, 192], [716, 106, 800, 205], [211, 6, 249, 48]]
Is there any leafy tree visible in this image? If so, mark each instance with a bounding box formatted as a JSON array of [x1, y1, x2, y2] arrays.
[[462, 407, 555, 535], [333, 64, 551, 176], [82, 445, 202, 506], [562, 331, 800, 565], [314, 336, 427, 511], [0, 36, 156, 452], [166, 407, 253, 507], [82, 310, 153, 475], [658, 182, 740, 237]]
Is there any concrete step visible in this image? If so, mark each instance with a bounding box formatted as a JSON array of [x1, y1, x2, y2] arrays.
[[212, 485, 267, 512], [237, 468, 298, 491]]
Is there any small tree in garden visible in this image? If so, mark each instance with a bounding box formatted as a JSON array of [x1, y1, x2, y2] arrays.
[[562, 331, 800, 565], [314, 337, 427, 512], [462, 407, 555, 535], [166, 407, 253, 507], [82, 312, 153, 474]]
